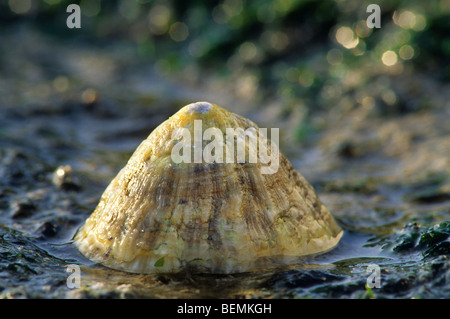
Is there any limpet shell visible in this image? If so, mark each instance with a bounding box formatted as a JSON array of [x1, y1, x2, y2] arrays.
[[74, 102, 343, 274]]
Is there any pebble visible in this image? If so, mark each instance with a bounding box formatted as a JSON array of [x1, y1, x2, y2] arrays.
[[11, 202, 36, 219]]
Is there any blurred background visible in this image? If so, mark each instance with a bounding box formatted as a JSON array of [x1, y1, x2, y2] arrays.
[[0, 0, 449, 299], [1, 0, 449, 129]]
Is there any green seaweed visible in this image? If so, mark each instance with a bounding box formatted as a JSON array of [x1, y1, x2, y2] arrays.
[[0, 224, 68, 272], [386, 222, 450, 259], [154, 257, 165, 268]]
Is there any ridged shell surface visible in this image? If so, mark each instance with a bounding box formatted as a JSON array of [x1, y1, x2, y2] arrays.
[[74, 102, 343, 274]]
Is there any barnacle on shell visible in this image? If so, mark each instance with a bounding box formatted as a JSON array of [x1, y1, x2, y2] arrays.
[[74, 102, 343, 274]]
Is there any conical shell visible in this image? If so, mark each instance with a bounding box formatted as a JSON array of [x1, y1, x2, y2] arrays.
[[74, 102, 343, 274]]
